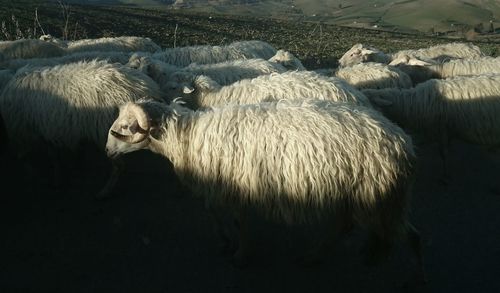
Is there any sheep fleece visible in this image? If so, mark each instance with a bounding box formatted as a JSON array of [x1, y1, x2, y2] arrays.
[[153, 101, 415, 224]]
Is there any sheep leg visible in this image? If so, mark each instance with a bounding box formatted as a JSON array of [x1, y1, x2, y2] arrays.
[[299, 211, 351, 267], [438, 128, 451, 185], [232, 208, 251, 268], [405, 222, 427, 284], [206, 202, 238, 255], [95, 157, 124, 199]]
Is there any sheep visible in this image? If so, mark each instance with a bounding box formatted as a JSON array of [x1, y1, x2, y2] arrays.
[[394, 56, 500, 85], [334, 62, 413, 89], [339, 42, 484, 67], [0, 38, 66, 60], [363, 74, 500, 183], [0, 69, 13, 93], [151, 40, 277, 67], [338, 43, 392, 67], [0, 60, 163, 198], [1, 50, 134, 72], [267, 49, 306, 71], [128, 54, 288, 94], [105, 98, 423, 279], [63, 36, 161, 54], [171, 70, 372, 109]]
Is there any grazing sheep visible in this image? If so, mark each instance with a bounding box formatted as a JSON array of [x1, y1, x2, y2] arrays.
[[395, 56, 500, 85], [0, 60, 163, 197], [2, 51, 134, 71], [268, 49, 306, 71], [363, 74, 500, 181], [338, 43, 392, 67], [339, 42, 484, 67], [105, 98, 423, 278], [174, 70, 372, 109], [128, 54, 288, 94], [64, 36, 161, 54], [151, 40, 277, 67], [335, 62, 413, 89], [0, 39, 66, 60]]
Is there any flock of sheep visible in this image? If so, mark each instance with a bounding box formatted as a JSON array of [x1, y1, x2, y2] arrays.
[[1, 33, 498, 284]]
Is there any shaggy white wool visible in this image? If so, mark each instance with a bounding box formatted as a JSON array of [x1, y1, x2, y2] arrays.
[[0, 39, 66, 60], [3, 51, 133, 71], [339, 42, 484, 68], [364, 74, 500, 146], [65, 36, 161, 53], [108, 99, 415, 227], [184, 70, 372, 109], [0, 60, 162, 151], [335, 62, 412, 89], [152, 40, 277, 67]]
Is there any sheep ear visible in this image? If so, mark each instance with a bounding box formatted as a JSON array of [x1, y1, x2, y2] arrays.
[[183, 86, 195, 94], [408, 58, 433, 66], [371, 97, 393, 106], [360, 48, 376, 55]]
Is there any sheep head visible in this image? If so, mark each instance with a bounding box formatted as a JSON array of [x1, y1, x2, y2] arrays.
[[106, 102, 152, 158], [338, 43, 390, 67]]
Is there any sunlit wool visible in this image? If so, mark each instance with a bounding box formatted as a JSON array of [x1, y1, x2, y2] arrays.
[[180, 70, 372, 109], [339, 42, 484, 67], [128, 54, 287, 97], [397, 56, 500, 84], [268, 49, 306, 71], [63, 36, 161, 54], [335, 62, 412, 89], [0, 39, 66, 60], [107, 99, 416, 228], [0, 60, 162, 151], [151, 40, 277, 67], [3, 51, 134, 71], [364, 74, 500, 146]]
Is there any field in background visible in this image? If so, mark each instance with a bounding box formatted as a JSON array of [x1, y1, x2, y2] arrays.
[[57, 0, 500, 36], [1, 0, 499, 69]]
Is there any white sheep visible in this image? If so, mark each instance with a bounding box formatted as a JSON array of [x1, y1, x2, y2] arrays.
[[128, 54, 288, 94], [2, 50, 134, 72], [335, 62, 413, 89], [339, 42, 484, 67], [267, 49, 306, 71], [172, 70, 372, 109], [105, 98, 423, 277], [363, 74, 500, 182], [0, 38, 66, 60], [63, 36, 161, 54], [151, 40, 277, 67], [395, 56, 500, 85], [0, 60, 163, 197]]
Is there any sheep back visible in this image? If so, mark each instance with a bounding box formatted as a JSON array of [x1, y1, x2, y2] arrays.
[[0, 60, 161, 150], [160, 100, 415, 225]]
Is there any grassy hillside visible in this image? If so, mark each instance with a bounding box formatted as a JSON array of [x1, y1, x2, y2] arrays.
[[41, 1, 500, 34], [1, 0, 499, 69]]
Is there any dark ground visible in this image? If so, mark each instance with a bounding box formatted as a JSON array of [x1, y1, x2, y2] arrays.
[[0, 137, 499, 293]]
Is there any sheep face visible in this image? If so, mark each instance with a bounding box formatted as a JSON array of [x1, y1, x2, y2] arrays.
[[338, 44, 389, 67], [106, 103, 152, 158]]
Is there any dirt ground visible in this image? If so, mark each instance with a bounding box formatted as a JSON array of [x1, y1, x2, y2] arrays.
[[1, 138, 499, 293]]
